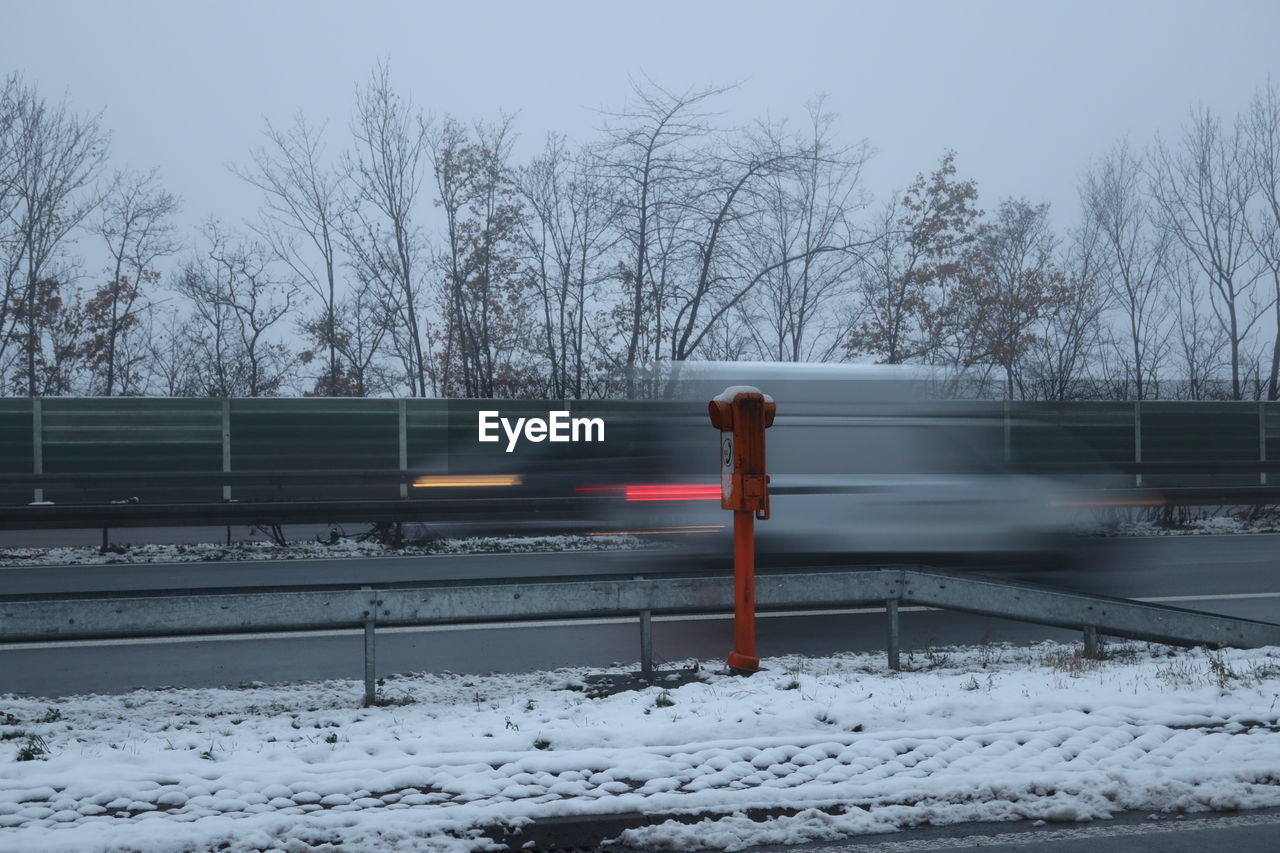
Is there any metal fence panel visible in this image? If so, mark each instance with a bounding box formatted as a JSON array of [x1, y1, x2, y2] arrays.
[[1009, 401, 1136, 465], [230, 398, 400, 501], [0, 399, 32, 504], [1140, 401, 1259, 487], [40, 398, 223, 504], [6, 396, 1280, 506]]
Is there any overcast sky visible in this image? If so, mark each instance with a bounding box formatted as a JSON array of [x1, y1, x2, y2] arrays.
[[6, 0, 1278, 248]]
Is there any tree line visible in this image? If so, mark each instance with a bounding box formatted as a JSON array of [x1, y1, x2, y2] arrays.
[[3, 65, 1280, 400]]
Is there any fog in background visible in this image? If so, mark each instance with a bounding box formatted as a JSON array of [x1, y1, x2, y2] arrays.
[[2, 0, 1278, 400], [10, 0, 1270, 230]]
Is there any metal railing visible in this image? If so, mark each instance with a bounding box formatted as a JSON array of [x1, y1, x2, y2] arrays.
[[5, 566, 1277, 705]]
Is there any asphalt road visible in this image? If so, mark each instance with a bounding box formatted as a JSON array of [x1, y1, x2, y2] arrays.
[[751, 807, 1280, 852], [1, 534, 1278, 698]]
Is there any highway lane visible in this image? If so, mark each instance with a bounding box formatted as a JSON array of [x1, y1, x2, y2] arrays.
[[2, 532, 1279, 597], [1, 534, 1278, 698]]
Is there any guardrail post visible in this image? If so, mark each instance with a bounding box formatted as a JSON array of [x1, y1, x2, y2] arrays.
[[1260, 401, 1267, 487], [361, 585, 377, 707], [886, 598, 901, 671], [1083, 625, 1099, 659], [1003, 399, 1011, 464], [1134, 401, 1143, 488], [398, 399, 408, 499], [221, 399, 232, 502], [639, 609, 653, 676], [32, 398, 42, 504]]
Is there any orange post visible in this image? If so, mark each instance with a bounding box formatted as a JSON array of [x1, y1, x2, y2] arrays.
[[727, 509, 759, 673], [708, 386, 775, 675]]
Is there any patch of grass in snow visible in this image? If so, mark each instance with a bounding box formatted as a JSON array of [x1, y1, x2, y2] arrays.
[[653, 691, 675, 708], [899, 647, 953, 672], [15, 733, 48, 761], [1041, 641, 1141, 677], [1205, 648, 1280, 689], [1041, 648, 1107, 677], [1151, 647, 1277, 690]]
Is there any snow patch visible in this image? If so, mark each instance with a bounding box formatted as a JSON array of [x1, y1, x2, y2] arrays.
[[1, 642, 1279, 851], [0, 534, 649, 567]]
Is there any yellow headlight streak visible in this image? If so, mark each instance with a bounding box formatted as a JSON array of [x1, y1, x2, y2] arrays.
[[411, 474, 523, 488]]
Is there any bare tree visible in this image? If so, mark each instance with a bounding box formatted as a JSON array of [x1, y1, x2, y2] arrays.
[[139, 304, 201, 396], [343, 62, 431, 396], [175, 224, 298, 397], [0, 73, 108, 395], [741, 101, 869, 362], [1081, 139, 1170, 399], [90, 168, 179, 395], [317, 275, 395, 396], [519, 135, 617, 398], [665, 121, 805, 365], [237, 113, 349, 395], [0, 75, 25, 379], [1150, 106, 1264, 399], [1166, 249, 1226, 399], [1021, 218, 1108, 400], [1244, 78, 1280, 399], [430, 114, 534, 397], [630, 107, 873, 378], [599, 78, 726, 396]]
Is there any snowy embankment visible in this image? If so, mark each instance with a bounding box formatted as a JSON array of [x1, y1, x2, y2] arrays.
[[5, 511, 1280, 569], [1092, 513, 1280, 537], [0, 534, 648, 568], [3, 642, 1280, 852]]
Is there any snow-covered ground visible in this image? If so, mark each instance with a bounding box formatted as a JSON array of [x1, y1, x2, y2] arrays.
[[1091, 512, 1280, 537], [0, 534, 649, 568], [3, 642, 1279, 852]]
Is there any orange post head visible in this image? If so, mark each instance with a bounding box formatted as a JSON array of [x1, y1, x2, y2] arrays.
[[708, 386, 774, 519]]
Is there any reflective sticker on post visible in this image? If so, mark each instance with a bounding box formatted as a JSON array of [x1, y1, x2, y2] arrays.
[[721, 433, 734, 502]]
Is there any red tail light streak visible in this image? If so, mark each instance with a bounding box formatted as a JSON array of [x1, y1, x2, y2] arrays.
[[575, 483, 720, 501]]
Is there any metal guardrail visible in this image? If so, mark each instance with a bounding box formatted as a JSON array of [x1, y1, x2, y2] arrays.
[[0, 496, 605, 531], [1059, 486, 1280, 507], [0, 469, 430, 488], [4, 460, 1280, 490], [4, 567, 1277, 705]]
